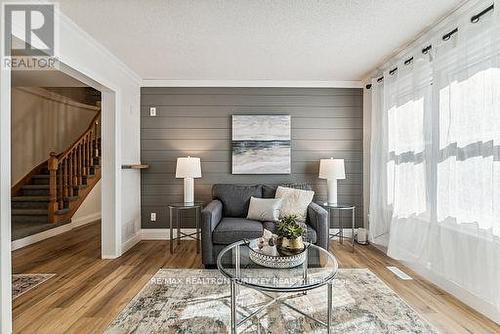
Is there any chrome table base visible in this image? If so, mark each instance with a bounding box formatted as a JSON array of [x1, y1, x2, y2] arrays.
[[229, 281, 333, 333]]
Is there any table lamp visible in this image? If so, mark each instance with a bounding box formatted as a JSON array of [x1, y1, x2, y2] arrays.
[[319, 158, 345, 205], [176, 156, 201, 204]]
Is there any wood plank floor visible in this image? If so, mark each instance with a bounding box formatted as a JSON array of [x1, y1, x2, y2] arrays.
[[12, 221, 500, 333]]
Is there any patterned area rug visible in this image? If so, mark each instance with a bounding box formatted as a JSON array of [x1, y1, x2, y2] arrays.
[[12, 274, 55, 299], [106, 269, 437, 333]]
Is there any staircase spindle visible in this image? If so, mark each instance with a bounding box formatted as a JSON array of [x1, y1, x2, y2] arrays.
[[83, 138, 88, 177], [63, 158, 68, 199], [57, 163, 63, 210], [48, 152, 58, 223], [68, 154, 74, 197], [81, 139, 86, 177], [87, 133, 91, 174], [94, 121, 99, 160], [79, 143, 84, 180]]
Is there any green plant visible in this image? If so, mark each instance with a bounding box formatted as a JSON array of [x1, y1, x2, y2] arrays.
[[276, 215, 305, 240]]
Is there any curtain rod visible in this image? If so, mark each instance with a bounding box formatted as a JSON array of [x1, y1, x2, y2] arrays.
[[365, 3, 494, 90]]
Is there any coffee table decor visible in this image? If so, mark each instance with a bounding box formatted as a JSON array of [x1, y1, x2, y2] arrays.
[[246, 237, 309, 269]]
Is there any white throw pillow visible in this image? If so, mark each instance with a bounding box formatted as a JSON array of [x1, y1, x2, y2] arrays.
[[246, 197, 283, 222], [274, 186, 314, 223]]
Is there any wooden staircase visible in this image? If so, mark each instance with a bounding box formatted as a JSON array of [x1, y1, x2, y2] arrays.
[[11, 111, 102, 232]]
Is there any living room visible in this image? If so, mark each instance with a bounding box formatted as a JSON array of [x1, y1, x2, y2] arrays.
[[0, 1, 499, 333]]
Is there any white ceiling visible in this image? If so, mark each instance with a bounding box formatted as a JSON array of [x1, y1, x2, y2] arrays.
[[58, 0, 463, 83]]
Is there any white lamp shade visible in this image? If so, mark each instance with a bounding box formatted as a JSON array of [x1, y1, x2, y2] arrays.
[[319, 158, 345, 179], [175, 157, 202, 178]]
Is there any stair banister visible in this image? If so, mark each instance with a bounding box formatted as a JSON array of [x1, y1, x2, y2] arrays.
[[46, 110, 101, 223]]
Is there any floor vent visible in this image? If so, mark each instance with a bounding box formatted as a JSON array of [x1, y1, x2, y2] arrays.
[[386, 266, 413, 280]]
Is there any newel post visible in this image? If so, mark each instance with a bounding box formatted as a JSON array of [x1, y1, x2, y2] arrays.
[[48, 152, 59, 223]]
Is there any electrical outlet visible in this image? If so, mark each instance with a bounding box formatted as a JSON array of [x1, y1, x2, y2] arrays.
[[150, 212, 157, 222], [149, 107, 157, 116]]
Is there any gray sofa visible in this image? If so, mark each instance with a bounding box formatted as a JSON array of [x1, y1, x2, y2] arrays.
[[201, 184, 329, 267]]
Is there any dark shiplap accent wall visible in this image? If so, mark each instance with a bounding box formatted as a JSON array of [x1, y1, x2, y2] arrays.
[[141, 87, 363, 228]]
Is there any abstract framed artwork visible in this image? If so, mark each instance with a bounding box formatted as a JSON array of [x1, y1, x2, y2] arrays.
[[232, 115, 291, 174]]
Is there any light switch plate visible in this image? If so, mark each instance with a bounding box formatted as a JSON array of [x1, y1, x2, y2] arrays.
[[150, 212, 157, 222], [149, 107, 157, 116]]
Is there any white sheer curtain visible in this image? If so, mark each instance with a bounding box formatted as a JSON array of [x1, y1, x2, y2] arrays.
[[369, 1, 500, 316]]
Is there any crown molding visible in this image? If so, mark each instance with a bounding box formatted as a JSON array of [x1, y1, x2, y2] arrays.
[[141, 79, 364, 88]]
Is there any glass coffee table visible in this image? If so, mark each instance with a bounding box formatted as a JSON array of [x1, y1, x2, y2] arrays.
[[217, 240, 338, 333]]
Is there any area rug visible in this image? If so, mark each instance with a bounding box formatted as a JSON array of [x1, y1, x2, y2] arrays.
[[12, 273, 55, 299], [106, 269, 437, 333]]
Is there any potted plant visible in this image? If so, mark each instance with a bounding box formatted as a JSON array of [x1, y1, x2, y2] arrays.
[[276, 215, 305, 254]]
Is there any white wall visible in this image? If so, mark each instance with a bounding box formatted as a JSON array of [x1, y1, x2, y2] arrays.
[[11, 87, 98, 184], [72, 180, 101, 225]]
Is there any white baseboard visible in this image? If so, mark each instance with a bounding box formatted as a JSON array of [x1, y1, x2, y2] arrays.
[[402, 261, 500, 325], [141, 228, 197, 240], [121, 232, 141, 254], [71, 212, 101, 228], [141, 228, 357, 241], [11, 212, 101, 251]]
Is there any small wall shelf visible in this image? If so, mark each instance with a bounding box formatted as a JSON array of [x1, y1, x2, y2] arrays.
[[121, 164, 150, 169]]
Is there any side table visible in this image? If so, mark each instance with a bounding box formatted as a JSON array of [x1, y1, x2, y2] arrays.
[[316, 202, 355, 252], [168, 202, 203, 254]]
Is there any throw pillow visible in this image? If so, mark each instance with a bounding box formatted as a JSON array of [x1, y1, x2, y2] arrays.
[[274, 186, 314, 223], [247, 197, 283, 222], [262, 183, 312, 198]]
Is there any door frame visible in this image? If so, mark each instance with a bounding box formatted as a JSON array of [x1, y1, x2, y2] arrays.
[[0, 59, 122, 334]]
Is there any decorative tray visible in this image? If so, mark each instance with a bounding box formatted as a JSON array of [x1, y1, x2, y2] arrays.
[[244, 239, 309, 269]]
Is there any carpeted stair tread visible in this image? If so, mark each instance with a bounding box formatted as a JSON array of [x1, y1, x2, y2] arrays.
[[32, 175, 49, 179], [56, 208, 70, 215], [12, 196, 50, 202], [12, 209, 48, 215], [22, 185, 49, 189]]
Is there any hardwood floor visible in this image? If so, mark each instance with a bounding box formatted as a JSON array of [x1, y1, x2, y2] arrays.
[[12, 221, 500, 333]]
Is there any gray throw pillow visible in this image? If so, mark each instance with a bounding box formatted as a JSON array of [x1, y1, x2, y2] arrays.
[[246, 197, 283, 222]]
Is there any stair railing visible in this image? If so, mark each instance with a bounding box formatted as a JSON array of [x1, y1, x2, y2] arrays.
[[48, 110, 101, 223]]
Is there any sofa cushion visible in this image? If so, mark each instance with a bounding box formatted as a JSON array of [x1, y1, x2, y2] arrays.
[[212, 184, 262, 217], [212, 217, 264, 244], [262, 221, 317, 244], [262, 185, 278, 198]]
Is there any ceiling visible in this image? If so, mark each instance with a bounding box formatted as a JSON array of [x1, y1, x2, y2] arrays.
[[58, 0, 464, 83]]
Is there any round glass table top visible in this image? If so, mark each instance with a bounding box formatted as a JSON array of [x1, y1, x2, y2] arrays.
[[315, 201, 355, 209], [217, 240, 338, 292]]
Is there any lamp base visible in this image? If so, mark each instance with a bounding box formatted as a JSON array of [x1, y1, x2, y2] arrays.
[[327, 179, 338, 205], [183, 177, 194, 204]]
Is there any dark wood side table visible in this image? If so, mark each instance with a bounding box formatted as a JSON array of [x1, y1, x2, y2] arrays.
[[168, 202, 203, 254]]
